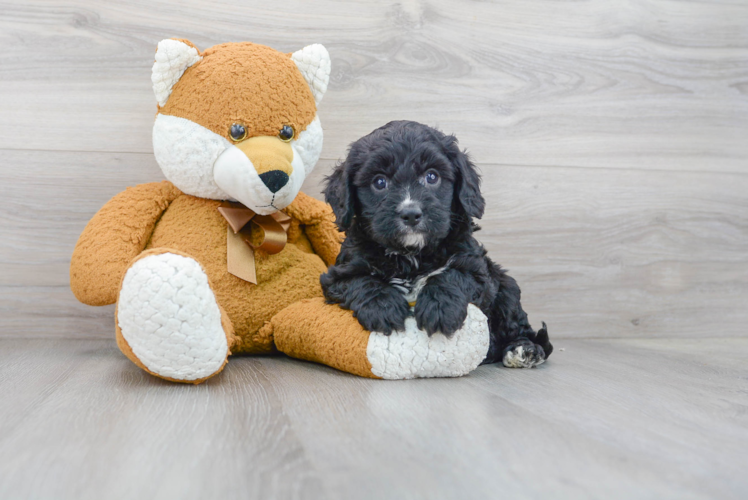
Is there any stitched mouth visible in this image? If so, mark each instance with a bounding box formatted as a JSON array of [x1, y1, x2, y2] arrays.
[[257, 194, 281, 211]]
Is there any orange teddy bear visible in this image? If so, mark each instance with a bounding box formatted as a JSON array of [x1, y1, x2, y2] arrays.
[[70, 39, 491, 383]]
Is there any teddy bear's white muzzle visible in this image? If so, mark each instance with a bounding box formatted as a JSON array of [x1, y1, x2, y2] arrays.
[[213, 142, 306, 215]]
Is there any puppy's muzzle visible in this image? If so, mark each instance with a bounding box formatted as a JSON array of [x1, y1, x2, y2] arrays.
[[399, 205, 423, 227]]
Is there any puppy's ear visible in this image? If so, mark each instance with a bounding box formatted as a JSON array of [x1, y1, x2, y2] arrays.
[[444, 135, 485, 219], [324, 161, 355, 231]]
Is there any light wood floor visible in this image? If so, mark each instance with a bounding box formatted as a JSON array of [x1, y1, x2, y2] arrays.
[[1, 0, 747, 498], [1, 338, 747, 499]]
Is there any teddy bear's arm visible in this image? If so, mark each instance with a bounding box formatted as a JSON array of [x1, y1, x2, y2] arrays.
[[70, 181, 182, 306], [284, 191, 343, 267]]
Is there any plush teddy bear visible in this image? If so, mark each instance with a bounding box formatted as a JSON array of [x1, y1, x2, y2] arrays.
[[70, 39, 491, 384]]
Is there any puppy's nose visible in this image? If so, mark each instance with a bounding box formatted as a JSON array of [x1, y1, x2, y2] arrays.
[[259, 170, 289, 193], [399, 206, 423, 227]]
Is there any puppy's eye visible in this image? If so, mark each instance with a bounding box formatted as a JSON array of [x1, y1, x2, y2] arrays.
[[425, 170, 440, 185], [229, 124, 247, 142], [372, 175, 388, 191], [279, 125, 295, 142]]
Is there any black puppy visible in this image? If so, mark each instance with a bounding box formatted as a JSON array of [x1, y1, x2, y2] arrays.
[[321, 121, 552, 368]]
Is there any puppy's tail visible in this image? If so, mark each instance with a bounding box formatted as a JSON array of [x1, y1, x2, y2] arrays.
[[535, 321, 553, 359]]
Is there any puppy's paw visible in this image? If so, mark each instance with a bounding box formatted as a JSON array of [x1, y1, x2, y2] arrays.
[[413, 288, 469, 337], [502, 338, 547, 368], [353, 288, 411, 335]]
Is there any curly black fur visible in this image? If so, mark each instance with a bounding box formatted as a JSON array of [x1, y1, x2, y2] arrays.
[[321, 121, 552, 366]]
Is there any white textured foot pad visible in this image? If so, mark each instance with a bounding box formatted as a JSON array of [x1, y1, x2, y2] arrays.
[[118, 253, 229, 381], [367, 304, 490, 380]]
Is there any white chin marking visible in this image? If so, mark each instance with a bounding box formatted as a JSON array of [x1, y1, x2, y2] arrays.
[[401, 232, 426, 249]]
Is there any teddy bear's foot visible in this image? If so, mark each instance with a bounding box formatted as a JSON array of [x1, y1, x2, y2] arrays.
[[367, 304, 490, 379], [270, 299, 490, 380], [116, 251, 231, 383]]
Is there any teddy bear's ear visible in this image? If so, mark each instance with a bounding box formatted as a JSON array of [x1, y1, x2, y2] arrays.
[[151, 39, 202, 107], [291, 44, 331, 105]]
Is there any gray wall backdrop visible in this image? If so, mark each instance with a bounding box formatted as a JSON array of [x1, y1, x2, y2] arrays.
[[1, 0, 746, 339]]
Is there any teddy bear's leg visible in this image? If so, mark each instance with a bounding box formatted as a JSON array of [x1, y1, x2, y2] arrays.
[[265, 298, 491, 380], [115, 249, 235, 384]]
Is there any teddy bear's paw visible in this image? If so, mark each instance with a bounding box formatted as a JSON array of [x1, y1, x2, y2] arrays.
[[366, 304, 490, 380], [117, 252, 229, 382]]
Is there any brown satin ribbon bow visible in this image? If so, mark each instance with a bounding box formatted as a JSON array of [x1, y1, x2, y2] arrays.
[[217, 201, 292, 284]]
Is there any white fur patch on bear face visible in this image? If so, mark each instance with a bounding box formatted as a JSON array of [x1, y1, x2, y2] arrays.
[[213, 144, 306, 215], [153, 114, 232, 200], [292, 115, 323, 176], [154, 113, 319, 213]]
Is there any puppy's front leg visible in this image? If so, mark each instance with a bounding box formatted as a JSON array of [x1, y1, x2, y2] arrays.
[[414, 270, 476, 336], [323, 275, 411, 335]]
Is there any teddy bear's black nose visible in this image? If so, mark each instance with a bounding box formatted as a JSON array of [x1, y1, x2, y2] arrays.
[[259, 170, 289, 193]]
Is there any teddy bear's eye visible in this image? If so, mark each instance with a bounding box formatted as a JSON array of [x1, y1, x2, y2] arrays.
[[279, 125, 295, 142], [229, 124, 247, 142]]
